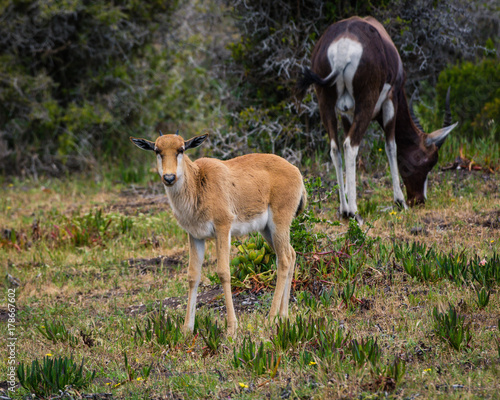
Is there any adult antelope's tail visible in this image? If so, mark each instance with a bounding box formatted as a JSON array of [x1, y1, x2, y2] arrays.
[[294, 67, 339, 102]]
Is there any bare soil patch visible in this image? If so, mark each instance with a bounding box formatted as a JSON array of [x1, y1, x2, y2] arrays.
[[126, 255, 182, 274], [127, 286, 266, 316]]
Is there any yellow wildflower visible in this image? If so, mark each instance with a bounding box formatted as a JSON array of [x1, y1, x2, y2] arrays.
[[239, 382, 248, 388]]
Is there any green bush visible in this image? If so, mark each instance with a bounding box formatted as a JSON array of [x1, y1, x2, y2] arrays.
[[432, 304, 472, 351], [0, 0, 179, 174], [37, 320, 79, 347], [436, 59, 500, 138], [17, 356, 95, 398]]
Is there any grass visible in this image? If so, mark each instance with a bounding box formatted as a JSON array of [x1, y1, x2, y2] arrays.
[[0, 148, 499, 399]]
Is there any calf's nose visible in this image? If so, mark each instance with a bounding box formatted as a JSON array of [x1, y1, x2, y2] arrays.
[[163, 174, 176, 185]]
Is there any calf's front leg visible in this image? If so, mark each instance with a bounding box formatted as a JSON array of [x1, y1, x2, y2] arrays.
[[183, 234, 205, 333], [215, 227, 238, 336]]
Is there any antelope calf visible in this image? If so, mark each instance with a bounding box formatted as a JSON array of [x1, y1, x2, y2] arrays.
[[130, 132, 307, 336], [296, 16, 457, 221]]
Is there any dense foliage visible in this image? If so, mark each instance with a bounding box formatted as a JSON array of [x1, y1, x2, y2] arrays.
[[437, 58, 500, 138], [0, 0, 179, 176], [216, 0, 498, 160], [0, 0, 497, 177]]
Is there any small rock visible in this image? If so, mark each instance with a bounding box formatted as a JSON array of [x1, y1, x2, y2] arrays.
[[410, 225, 427, 236]]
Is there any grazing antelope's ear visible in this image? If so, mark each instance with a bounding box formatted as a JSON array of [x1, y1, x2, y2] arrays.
[[184, 134, 208, 150], [130, 137, 156, 151], [425, 122, 458, 149]]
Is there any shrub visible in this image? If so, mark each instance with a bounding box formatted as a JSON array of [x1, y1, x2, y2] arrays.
[[0, 0, 179, 175], [17, 356, 95, 398], [232, 337, 280, 377], [197, 314, 225, 356], [271, 316, 325, 352], [436, 59, 500, 138], [230, 234, 276, 289], [432, 304, 472, 351], [134, 312, 183, 349], [37, 320, 79, 347]]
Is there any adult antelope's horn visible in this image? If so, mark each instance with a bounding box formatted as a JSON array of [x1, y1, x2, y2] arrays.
[[409, 91, 424, 132], [443, 87, 452, 128], [159, 130, 163, 136], [175, 129, 179, 136]]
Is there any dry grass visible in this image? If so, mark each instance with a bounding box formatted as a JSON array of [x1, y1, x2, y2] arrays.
[[0, 169, 499, 399]]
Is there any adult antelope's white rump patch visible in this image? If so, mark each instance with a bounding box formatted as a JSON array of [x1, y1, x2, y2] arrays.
[[327, 38, 363, 120]]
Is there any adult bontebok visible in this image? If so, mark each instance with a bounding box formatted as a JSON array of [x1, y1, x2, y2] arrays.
[[296, 16, 457, 221], [130, 132, 306, 336]]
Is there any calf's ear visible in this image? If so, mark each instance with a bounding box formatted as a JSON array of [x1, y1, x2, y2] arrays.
[[185, 134, 208, 150], [130, 137, 155, 151]]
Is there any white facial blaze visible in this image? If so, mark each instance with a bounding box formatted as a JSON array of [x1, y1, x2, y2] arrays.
[[176, 153, 184, 182], [423, 177, 428, 200], [156, 154, 163, 176]]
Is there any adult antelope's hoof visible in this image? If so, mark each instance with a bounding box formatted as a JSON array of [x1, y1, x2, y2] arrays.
[[340, 210, 362, 225], [340, 209, 355, 219], [395, 199, 408, 210], [354, 214, 364, 225]]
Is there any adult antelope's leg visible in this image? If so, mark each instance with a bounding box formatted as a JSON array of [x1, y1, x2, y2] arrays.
[[215, 227, 238, 336], [382, 99, 408, 209], [344, 111, 373, 219], [183, 235, 205, 333], [269, 225, 292, 320], [330, 139, 349, 216], [318, 95, 348, 216]]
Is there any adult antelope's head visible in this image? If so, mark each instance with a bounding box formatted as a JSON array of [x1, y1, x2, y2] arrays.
[[130, 130, 208, 187], [400, 90, 458, 206]]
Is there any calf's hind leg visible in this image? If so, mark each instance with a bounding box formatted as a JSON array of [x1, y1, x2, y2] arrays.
[[268, 225, 293, 320]]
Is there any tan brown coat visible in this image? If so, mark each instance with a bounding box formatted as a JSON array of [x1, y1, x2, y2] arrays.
[[131, 133, 306, 336]]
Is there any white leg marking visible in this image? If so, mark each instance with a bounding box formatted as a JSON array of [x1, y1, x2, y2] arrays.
[[344, 137, 359, 216], [423, 177, 428, 200], [330, 139, 348, 215], [373, 83, 392, 118], [382, 99, 395, 128], [385, 139, 408, 208], [157, 154, 163, 177]]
